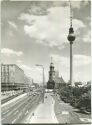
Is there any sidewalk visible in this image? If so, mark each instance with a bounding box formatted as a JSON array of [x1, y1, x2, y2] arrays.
[[53, 94, 91, 124], [28, 93, 58, 123]]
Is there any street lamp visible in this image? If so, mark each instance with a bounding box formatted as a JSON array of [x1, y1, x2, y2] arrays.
[[67, 0, 76, 86], [35, 64, 45, 103]]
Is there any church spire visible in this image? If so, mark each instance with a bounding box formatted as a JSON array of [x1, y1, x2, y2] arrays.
[[50, 57, 54, 69]]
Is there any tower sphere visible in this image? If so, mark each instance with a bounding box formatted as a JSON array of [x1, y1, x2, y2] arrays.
[[67, 27, 76, 42]]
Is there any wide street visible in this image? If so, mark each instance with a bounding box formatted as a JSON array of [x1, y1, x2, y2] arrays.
[[1, 92, 43, 124], [1, 91, 91, 124]]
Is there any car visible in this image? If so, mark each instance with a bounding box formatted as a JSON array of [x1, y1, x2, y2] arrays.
[[45, 89, 53, 93]]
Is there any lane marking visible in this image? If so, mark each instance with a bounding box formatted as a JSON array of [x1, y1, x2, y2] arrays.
[[62, 111, 69, 115], [80, 118, 92, 122], [17, 112, 22, 119], [25, 110, 29, 115], [12, 118, 17, 123], [1, 117, 5, 121], [1, 96, 27, 114], [3, 94, 40, 122], [5, 100, 29, 117], [2, 110, 10, 115], [14, 110, 19, 115]]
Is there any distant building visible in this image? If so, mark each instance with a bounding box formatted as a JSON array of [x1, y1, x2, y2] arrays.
[[24, 75, 32, 89]]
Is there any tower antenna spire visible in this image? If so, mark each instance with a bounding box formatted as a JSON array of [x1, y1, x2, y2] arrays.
[[69, 0, 73, 27], [51, 56, 53, 63]]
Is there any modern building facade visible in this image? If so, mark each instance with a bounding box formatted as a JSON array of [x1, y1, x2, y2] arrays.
[[1, 64, 31, 91]]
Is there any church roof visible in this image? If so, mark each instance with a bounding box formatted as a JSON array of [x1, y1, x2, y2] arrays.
[[54, 76, 65, 84]]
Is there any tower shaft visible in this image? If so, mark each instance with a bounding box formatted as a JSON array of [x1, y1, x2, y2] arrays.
[[70, 43, 73, 86]]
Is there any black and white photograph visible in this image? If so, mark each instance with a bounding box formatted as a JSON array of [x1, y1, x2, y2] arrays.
[[1, 0, 91, 124]]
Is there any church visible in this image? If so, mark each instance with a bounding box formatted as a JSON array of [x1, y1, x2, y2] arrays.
[[47, 58, 65, 89]]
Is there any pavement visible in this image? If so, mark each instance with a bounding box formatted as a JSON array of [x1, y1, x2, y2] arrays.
[[53, 94, 92, 125], [1, 92, 43, 124], [29, 92, 58, 123]]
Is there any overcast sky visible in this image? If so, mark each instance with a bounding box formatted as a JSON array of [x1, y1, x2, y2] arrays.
[[1, 1, 91, 84]]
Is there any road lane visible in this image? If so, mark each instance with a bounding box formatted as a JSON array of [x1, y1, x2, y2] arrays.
[[17, 94, 43, 123], [2, 95, 32, 123], [2, 94, 32, 118], [1, 93, 27, 113], [1, 92, 24, 104], [1, 93, 43, 124]]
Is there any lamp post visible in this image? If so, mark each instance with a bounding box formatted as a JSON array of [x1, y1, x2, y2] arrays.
[[67, 0, 76, 86], [36, 64, 45, 103]]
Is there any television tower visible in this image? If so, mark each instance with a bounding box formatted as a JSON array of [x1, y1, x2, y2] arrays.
[[67, 0, 76, 86]]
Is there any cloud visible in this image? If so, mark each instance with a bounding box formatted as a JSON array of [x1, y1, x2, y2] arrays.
[[51, 53, 91, 67], [50, 54, 69, 68], [71, 1, 89, 9], [28, 5, 49, 16], [83, 31, 91, 42], [50, 54, 91, 82], [74, 55, 91, 66], [18, 64, 42, 83], [56, 0, 90, 9], [18, 64, 48, 84], [18, 54, 90, 83], [9, 30, 14, 37], [19, 6, 85, 48], [18, 13, 36, 25], [16, 60, 22, 63], [1, 48, 23, 56], [50, 54, 69, 82], [8, 21, 17, 30], [71, 1, 81, 9]]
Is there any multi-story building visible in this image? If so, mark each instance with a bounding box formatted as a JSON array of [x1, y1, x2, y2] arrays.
[[1, 64, 28, 91], [24, 75, 33, 90]]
